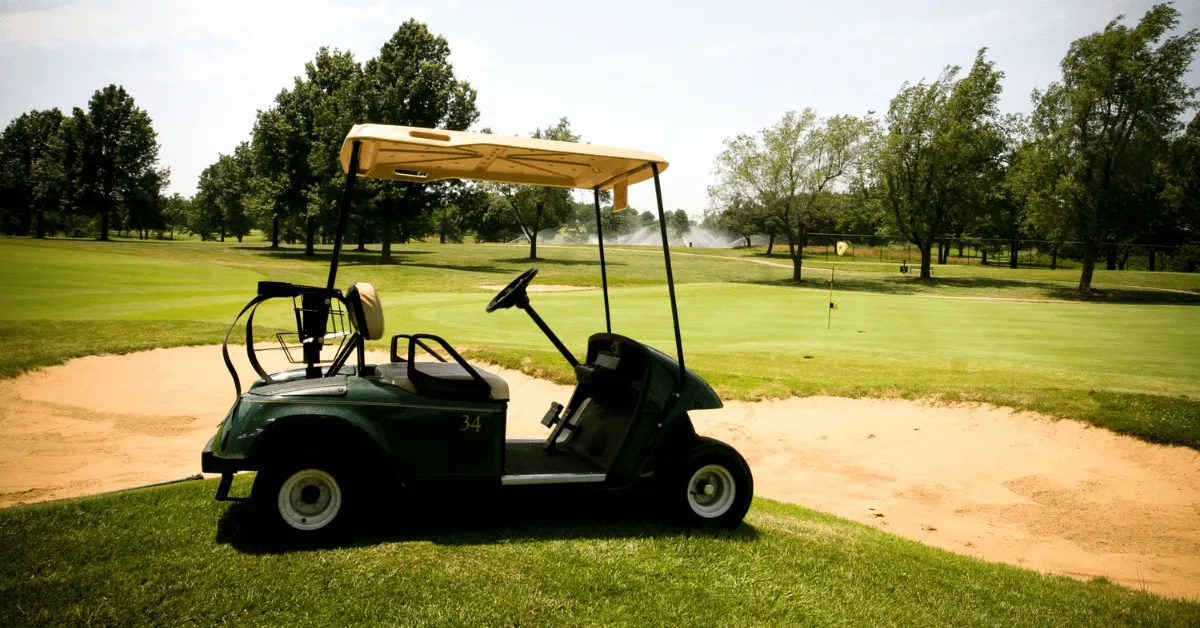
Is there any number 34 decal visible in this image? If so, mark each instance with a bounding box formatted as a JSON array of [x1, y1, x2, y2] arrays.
[[460, 415, 482, 432]]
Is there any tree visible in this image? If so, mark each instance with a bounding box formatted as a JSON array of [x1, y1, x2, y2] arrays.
[[364, 20, 479, 260], [251, 47, 363, 255], [193, 144, 255, 242], [73, 85, 164, 241], [710, 109, 872, 281], [0, 109, 69, 237], [667, 209, 692, 241], [1159, 112, 1200, 249], [1021, 5, 1199, 292], [875, 50, 1005, 279], [494, 117, 579, 260], [161, 193, 190, 239]]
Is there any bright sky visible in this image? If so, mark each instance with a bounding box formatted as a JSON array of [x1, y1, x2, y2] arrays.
[[1, 0, 1197, 216]]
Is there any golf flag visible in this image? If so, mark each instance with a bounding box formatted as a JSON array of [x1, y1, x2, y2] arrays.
[[836, 241, 849, 256]]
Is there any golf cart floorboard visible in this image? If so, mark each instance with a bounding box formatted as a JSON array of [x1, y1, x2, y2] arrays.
[[504, 441, 601, 476]]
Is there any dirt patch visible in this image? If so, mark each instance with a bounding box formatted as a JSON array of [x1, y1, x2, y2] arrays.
[[2, 347, 1198, 598]]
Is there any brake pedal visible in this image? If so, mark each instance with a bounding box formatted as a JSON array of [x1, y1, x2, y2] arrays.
[[541, 401, 564, 427]]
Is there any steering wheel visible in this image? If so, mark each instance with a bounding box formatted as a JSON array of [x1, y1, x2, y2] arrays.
[[486, 267, 538, 313]]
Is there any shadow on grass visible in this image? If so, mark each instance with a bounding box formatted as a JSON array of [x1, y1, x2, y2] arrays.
[[492, 257, 615, 267], [238, 246, 514, 275], [215, 487, 757, 555], [746, 274, 1200, 305]]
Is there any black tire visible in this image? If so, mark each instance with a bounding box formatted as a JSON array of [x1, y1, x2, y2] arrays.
[[251, 455, 357, 538], [664, 438, 753, 528]]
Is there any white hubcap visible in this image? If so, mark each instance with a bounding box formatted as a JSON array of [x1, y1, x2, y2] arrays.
[[687, 464, 736, 518], [278, 468, 342, 531]]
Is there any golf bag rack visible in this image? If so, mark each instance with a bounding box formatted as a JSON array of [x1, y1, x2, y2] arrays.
[[221, 281, 357, 397]]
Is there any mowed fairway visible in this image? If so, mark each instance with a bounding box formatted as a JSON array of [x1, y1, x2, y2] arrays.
[[2, 236, 1198, 447]]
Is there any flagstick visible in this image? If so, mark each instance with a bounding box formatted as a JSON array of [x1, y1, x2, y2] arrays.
[[827, 258, 835, 329]]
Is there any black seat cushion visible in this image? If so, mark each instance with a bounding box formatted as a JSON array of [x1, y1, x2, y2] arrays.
[[407, 361, 494, 402]]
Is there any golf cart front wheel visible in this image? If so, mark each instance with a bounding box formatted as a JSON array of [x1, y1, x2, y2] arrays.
[[670, 440, 753, 528], [253, 458, 353, 535]]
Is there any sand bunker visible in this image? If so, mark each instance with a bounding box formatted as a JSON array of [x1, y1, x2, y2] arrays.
[[2, 347, 1198, 598]]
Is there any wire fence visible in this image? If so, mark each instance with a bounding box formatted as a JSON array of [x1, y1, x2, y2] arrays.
[[785, 233, 1200, 273]]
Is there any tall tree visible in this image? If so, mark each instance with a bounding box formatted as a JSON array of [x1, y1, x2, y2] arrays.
[[710, 109, 872, 281], [494, 117, 579, 260], [875, 50, 1005, 279], [1022, 5, 1199, 292], [0, 109, 70, 237], [1158, 111, 1200, 257], [364, 20, 479, 260], [73, 85, 164, 241], [249, 48, 362, 254]]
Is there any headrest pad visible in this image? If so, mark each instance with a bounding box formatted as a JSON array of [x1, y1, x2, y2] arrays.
[[346, 282, 384, 340]]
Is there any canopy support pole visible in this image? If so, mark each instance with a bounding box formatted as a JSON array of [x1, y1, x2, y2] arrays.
[[593, 187, 611, 334], [303, 140, 360, 379], [327, 140, 361, 291], [651, 163, 685, 390]]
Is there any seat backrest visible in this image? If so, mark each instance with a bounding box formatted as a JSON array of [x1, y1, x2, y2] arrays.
[[346, 282, 384, 340]]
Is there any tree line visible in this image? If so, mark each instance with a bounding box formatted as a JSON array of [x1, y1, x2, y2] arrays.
[[0, 19, 691, 261], [0, 85, 166, 241], [706, 4, 1200, 292]]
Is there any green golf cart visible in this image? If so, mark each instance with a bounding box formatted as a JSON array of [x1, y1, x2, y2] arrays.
[[201, 124, 753, 534]]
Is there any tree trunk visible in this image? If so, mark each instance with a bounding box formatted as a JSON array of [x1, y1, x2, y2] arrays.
[[787, 231, 805, 281], [271, 216, 280, 249], [35, 209, 45, 238], [356, 224, 366, 251], [99, 208, 110, 241], [1050, 247, 1058, 270], [1009, 239, 1018, 269], [305, 217, 315, 255], [1149, 249, 1156, 272], [381, 219, 392, 261], [1078, 242, 1098, 293], [1105, 247, 1116, 271], [528, 204, 542, 260], [981, 250, 987, 265], [237, 234, 243, 243], [919, 242, 933, 279], [767, 232, 775, 255]]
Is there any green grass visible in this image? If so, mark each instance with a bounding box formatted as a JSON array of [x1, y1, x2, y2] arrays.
[[2, 236, 1199, 448], [1, 477, 1196, 627]]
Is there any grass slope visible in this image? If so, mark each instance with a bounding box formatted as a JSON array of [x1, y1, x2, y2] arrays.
[[1, 478, 1197, 627], [1, 237, 1199, 448]]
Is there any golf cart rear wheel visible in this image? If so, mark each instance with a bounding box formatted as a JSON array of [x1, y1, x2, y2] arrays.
[[669, 440, 753, 528], [252, 457, 354, 535]]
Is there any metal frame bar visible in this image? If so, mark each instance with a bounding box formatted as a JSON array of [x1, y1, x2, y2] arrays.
[[651, 163, 686, 390], [327, 141, 362, 291], [593, 186, 611, 333], [300, 141, 361, 379]]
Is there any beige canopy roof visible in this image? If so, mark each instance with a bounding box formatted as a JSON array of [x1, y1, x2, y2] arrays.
[[339, 124, 668, 191]]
